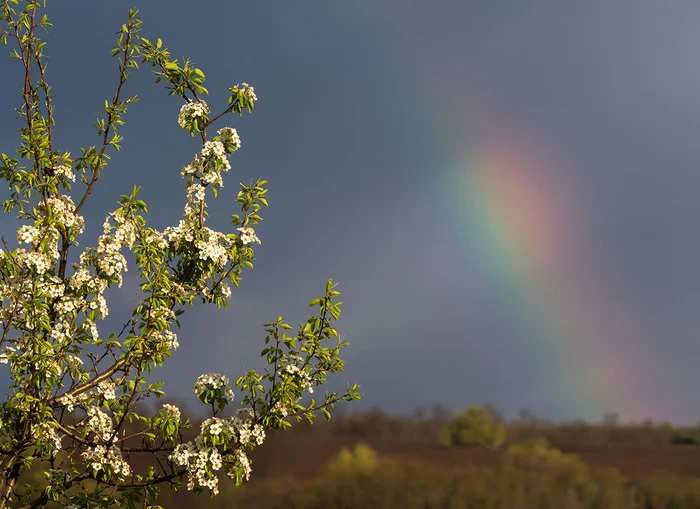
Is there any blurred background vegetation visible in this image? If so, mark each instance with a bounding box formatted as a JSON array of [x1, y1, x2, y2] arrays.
[[24, 402, 700, 508]]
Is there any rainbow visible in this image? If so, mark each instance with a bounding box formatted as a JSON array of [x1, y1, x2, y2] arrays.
[[438, 122, 667, 422], [292, 3, 670, 422]]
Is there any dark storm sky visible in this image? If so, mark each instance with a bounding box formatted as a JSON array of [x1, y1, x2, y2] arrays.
[[2, 1, 700, 424]]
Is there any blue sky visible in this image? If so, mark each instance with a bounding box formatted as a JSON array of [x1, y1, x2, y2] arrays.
[[3, 1, 700, 424]]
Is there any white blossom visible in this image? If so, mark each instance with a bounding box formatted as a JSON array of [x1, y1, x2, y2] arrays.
[[169, 413, 264, 495], [53, 164, 76, 182], [38, 195, 84, 234], [193, 373, 235, 404], [178, 100, 209, 129], [16, 225, 41, 244], [279, 362, 314, 394], [237, 227, 260, 245], [49, 321, 71, 342], [0, 90, 289, 504], [170, 440, 222, 495], [38, 275, 65, 299], [14, 249, 51, 274], [161, 403, 181, 422], [164, 220, 197, 249], [144, 229, 169, 249], [97, 381, 117, 400], [232, 82, 257, 103], [86, 407, 114, 442], [31, 421, 62, 453], [57, 390, 88, 413], [82, 445, 131, 477], [0, 346, 15, 365], [195, 228, 232, 266], [271, 401, 290, 418], [187, 183, 206, 202], [229, 448, 252, 481], [217, 127, 241, 153]]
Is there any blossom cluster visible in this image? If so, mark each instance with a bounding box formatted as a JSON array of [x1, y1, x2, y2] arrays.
[[12, 248, 51, 274], [201, 140, 230, 171], [97, 381, 117, 400], [31, 421, 62, 453], [237, 227, 261, 245], [0, 347, 15, 365], [178, 100, 209, 129], [38, 275, 66, 299], [163, 222, 258, 270], [270, 401, 290, 418], [143, 229, 169, 251], [80, 319, 100, 341], [58, 390, 89, 413], [12, 195, 85, 276], [180, 126, 240, 197], [203, 415, 264, 446], [181, 142, 229, 187], [202, 281, 231, 300], [39, 195, 85, 235], [237, 420, 265, 446], [82, 445, 132, 478], [169, 414, 263, 494], [163, 220, 195, 249], [187, 182, 206, 203], [279, 363, 315, 394], [194, 227, 231, 265], [170, 437, 223, 494], [193, 373, 235, 404], [77, 209, 137, 288], [161, 403, 181, 422], [217, 127, 241, 153], [69, 267, 107, 295], [53, 164, 76, 182], [231, 82, 257, 103], [85, 406, 114, 442], [228, 448, 252, 482], [10, 195, 79, 275], [149, 329, 180, 350], [16, 224, 41, 244]]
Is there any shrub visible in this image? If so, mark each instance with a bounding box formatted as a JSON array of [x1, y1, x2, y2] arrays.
[[439, 405, 506, 448], [670, 423, 700, 445]]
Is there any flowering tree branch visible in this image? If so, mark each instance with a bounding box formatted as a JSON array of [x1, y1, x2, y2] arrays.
[[0, 2, 361, 507]]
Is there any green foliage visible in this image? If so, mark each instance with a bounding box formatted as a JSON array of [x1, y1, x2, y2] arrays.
[[440, 405, 506, 449], [669, 423, 700, 445], [636, 472, 700, 508], [325, 443, 378, 474], [495, 438, 634, 508]]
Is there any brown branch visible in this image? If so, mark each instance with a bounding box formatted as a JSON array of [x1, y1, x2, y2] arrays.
[[48, 357, 127, 408]]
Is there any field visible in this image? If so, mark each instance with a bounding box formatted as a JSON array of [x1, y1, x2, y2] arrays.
[[252, 433, 700, 481], [25, 407, 700, 508], [147, 408, 700, 508], [249, 409, 700, 480]]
